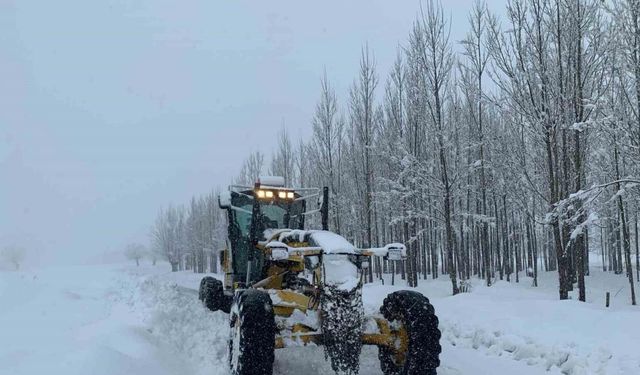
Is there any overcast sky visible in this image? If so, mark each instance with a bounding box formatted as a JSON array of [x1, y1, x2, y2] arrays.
[[0, 0, 506, 264]]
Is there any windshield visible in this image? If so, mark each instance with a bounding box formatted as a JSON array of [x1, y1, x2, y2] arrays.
[[227, 193, 306, 283], [231, 195, 305, 238], [233, 204, 289, 237]]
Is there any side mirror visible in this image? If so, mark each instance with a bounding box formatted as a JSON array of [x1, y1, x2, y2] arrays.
[[384, 243, 406, 261], [218, 191, 231, 209], [363, 243, 406, 260]]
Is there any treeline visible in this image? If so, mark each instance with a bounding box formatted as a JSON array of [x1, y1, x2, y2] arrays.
[[151, 191, 226, 273], [151, 0, 640, 304]]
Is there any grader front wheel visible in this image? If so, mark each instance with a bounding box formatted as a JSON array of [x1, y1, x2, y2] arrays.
[[378, 291, 441, 375], [228, 290, 276, 375]]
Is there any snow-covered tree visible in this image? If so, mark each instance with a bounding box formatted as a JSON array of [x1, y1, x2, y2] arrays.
[[270, 127, 295, 186], [146, 0, 640, 303], [236, 151, 264, 186], [1, 245, 26, 270], [124, 243, 145, 266]]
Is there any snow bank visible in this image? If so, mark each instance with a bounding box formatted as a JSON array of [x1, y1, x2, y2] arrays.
[[132, 276, 229, 375], [3, 261, 638, 375], [0, 265, 196, 375], [362, 269, 640, 375]]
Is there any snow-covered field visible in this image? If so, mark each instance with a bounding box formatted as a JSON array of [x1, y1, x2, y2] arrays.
[[1, 262, 638, 375]]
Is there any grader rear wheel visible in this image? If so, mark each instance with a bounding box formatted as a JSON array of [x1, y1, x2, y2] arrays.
[[378, 291, 441, 375], [199, 276, 224, 312]]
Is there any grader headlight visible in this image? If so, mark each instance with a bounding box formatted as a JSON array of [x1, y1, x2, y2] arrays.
[[270, 248, 289, 261], [255, 187, 295, 200], [266, 241, 290, 261]]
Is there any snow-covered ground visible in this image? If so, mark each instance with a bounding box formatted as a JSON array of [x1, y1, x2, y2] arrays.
[[1, 261, 638, 375]]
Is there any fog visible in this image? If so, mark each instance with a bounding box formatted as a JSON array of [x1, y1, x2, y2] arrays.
[[0, 0, 504, 264]]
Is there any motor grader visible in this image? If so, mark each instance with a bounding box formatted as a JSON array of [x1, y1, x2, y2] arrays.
[[198, 176, 441, 375]]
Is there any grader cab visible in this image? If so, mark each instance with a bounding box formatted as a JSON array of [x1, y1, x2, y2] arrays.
[[198, 176, 441, 375]]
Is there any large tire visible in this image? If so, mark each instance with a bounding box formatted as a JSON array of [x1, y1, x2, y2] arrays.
[[198, 277, 211, 300], [321, 285, 363, 375], [378, 291, 441, 375], [228, 290, 275, 375], [199, 277, 224, 312]]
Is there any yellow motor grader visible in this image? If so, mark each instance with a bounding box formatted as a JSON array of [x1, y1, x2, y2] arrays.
[[198, 176, 441, 375]]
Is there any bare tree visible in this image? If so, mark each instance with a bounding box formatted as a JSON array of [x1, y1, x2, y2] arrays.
[[461, 0, 492, 286], [145, 0, 640, 303], [310, 70, 344, 231], [237, 151, 264, 185], [349, 45, 378, 283], [1, 245, 26, 270], [152, 205, 184, 272], [413, 0, 459, 294], [270, 127, 295, 186], [148, 244, 161, 266], [125, 243, 145, 266]]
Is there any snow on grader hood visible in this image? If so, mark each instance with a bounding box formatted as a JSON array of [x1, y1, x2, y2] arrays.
[[262, 229, 406, 291], [200, 178, 441, 375]]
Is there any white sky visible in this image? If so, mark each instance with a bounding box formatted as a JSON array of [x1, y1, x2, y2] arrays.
[[0, 0, 506, 263]]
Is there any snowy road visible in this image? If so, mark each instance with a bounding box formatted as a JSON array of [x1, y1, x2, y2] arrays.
[[1, 263, 638, 375], [165, 277, 555, 375]]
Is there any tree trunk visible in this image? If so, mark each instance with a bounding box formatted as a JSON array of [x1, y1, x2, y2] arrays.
[[443, 177, 458, 295], [614, 145, 636, 305], [514, 211, 520, 283], [585, 229, 590, 276], [502, 195, 511, 282], [494, 193, 503, 281], [635, 212, 639, 282], [532, 220, 539, 287], [601, 227, 607, 272]]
